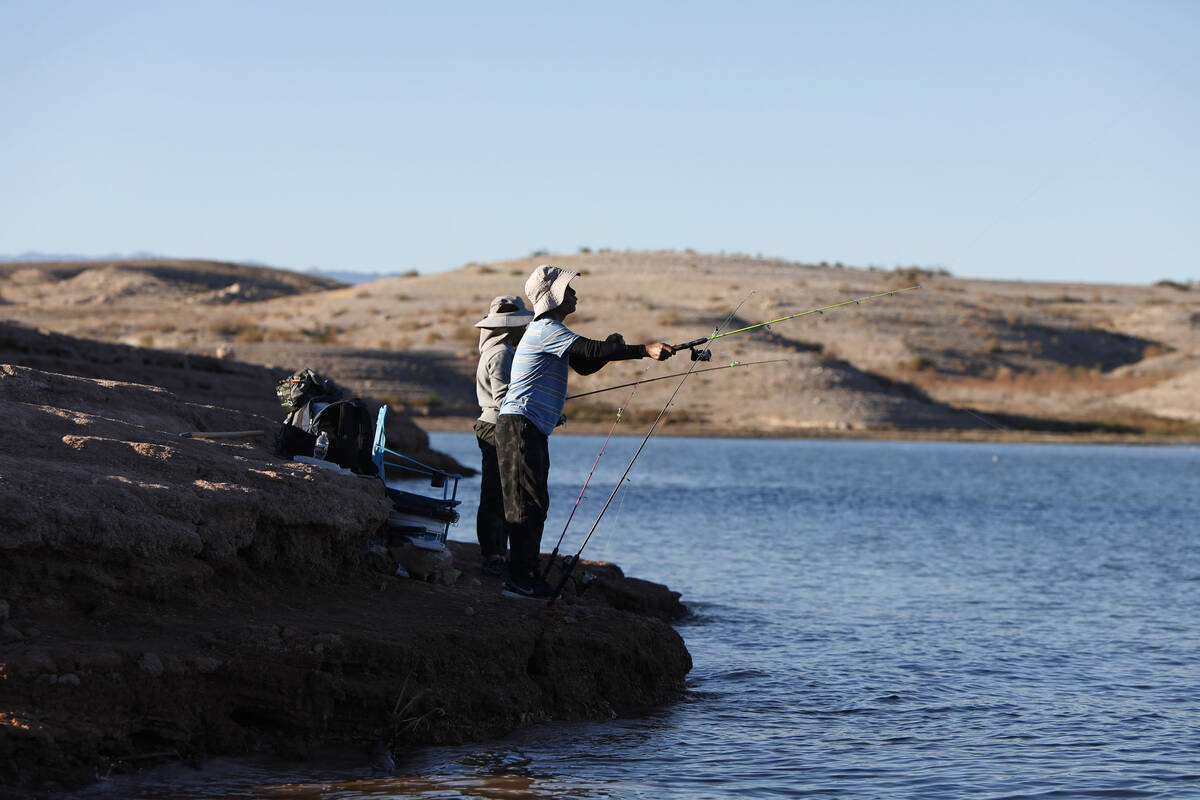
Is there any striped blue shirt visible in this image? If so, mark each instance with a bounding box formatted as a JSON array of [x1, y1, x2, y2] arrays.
[[498, 318, 580, 436]]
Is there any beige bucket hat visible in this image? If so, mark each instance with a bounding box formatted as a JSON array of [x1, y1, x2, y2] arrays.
[[474, 295, 534, 328], [525, 264, 579, 318]]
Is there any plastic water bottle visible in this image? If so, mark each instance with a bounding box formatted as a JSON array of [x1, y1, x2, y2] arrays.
[[313, 431, 329, 460]]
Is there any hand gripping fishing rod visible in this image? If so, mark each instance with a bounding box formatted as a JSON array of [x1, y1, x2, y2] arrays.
[[671, 285, 922, 360]]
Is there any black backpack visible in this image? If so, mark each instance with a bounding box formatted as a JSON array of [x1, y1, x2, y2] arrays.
[[275, 367, 342, 412], [274, 369, 379, 477]]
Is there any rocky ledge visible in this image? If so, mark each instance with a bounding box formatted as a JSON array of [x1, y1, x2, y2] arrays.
[[0, 328, 692, 796]]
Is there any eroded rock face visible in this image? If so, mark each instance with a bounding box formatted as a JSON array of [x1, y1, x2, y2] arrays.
[[1, 364, 389, 590], [0, 320, 470, 476], [0, 352, 692, 794]]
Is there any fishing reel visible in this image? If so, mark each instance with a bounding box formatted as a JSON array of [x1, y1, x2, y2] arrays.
[[673, 337, 713, 362]]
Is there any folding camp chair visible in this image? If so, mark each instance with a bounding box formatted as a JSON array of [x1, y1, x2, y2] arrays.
[[372, 405, 461, 550]]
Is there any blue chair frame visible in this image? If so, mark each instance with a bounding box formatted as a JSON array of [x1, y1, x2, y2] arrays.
[[372, 405, 461, 546]]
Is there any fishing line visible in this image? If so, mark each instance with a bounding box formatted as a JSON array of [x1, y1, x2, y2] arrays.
[[547, 291, 757, 603], [592, 477, 635, 565], [671, 285, 922, 355], [565, 358, 790, 401], [960, 406, 1010, 431]]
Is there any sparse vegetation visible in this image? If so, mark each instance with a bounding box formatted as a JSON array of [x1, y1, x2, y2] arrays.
[[1154, 279, 1190, 291], [233, 325, 267, 344], [307, 325, 343, 344], [893, 266, 950, 285], [901, 354, 936, 371]]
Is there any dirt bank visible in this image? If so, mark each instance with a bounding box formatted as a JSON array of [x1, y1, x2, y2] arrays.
[[0, 331, 691, 797]]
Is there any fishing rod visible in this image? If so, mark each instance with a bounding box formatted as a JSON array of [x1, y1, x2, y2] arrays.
[[540, 367, 653, 581], [565, 358, 789, 401], [672, 285, 922, 360], [547, 292, 757, 605], [547, 284, 923, 605]]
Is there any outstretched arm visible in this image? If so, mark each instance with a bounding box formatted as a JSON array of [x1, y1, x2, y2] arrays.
[[568, 334, 675, 375]]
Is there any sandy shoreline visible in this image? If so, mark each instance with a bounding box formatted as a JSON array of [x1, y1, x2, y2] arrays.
[[412, 412, 1200, 446]]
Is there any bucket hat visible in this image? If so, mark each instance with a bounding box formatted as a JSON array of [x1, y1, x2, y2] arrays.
[[525, 264, 579, 318], [474, 295, 534, 329]]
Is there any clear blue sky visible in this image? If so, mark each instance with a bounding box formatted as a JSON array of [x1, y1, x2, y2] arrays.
[[2, 1, 1196, 284]]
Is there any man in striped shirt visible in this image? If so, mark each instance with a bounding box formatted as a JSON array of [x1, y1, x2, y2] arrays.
[[496, 264, 675, 597]]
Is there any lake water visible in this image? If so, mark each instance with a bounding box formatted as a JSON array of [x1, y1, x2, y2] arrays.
[[87, 435, 1200, 799]]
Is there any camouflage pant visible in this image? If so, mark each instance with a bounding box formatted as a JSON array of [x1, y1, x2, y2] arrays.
[[495, 414, 550, 577]]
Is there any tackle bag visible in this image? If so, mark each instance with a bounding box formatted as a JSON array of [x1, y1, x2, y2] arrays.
[[273, 369, 378, 476], [275, 367, 342, 412]]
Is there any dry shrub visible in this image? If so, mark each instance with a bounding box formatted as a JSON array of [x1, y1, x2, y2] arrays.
[[899, 354, 936, 372], [449, 327, 478, 347], [233, 325, 267, 343], [307, 325, 343, 344]]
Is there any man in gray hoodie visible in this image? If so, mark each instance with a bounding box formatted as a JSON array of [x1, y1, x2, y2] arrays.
[[473, 295, 533, 573]]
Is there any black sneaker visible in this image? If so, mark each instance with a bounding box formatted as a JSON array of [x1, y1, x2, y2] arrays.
[[502, 572, 554, 599], [481, 556, 507, 577]]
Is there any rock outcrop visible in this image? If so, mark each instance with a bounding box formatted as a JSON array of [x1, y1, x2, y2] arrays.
[[0, 329, 692, 795]]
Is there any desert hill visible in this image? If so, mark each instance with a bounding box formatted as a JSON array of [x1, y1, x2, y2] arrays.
[[0, 258, 342, 309], [2, 253, 1197, 438]]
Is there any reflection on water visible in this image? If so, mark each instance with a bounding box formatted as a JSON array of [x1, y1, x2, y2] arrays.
[[78, 748, 609, 799], [76, 438, 1200, 799]]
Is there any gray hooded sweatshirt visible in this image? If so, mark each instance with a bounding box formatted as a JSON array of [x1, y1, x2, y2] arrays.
[[476, 328, 515, 424]]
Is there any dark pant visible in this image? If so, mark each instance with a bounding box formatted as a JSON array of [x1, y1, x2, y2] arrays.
[[495, 414, 550, 578], [473, 420, 509, 560]]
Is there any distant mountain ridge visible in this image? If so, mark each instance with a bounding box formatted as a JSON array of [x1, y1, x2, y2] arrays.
[[302, 267, 401, 285], [0, 251, 277, 270], [0, 251, 170, 263], [0, 253, 396, 285]]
